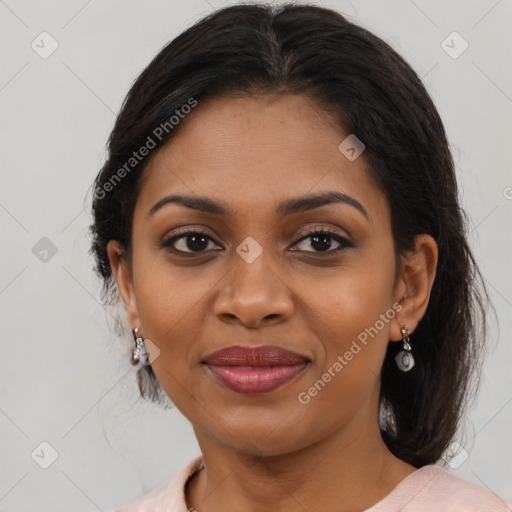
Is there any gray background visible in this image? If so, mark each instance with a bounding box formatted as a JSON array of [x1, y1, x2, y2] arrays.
[[1, 0, 511, 510]]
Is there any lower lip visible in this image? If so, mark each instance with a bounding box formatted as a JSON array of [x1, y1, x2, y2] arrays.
[[205, 363, 309, 394]]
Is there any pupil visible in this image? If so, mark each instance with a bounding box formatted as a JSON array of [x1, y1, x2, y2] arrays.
[[187, 235, 208, 251], [312, 234, 331, 252]]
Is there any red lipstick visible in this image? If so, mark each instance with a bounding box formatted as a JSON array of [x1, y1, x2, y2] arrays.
[[202, 345, 310, 394]]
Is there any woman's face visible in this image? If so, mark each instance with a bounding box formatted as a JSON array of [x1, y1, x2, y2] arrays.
[[110, 93, 412, 456]]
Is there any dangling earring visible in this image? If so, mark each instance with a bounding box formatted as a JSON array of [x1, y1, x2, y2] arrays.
[[395, 325, 415, 372], [131, 327, 149, 366]]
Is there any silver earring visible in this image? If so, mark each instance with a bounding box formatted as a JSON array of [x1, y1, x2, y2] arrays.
[[395, 325, 415, 372], [131, 327, 149, 366]]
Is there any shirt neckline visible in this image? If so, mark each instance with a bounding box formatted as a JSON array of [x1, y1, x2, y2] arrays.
[[181, 455, 440, 512], [362, 464, 440, 511]]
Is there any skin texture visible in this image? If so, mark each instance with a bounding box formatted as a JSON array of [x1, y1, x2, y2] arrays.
[[108, 93, 438, 512]]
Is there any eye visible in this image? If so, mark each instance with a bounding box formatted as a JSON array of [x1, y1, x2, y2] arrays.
[[159, 227, 353, 256], [292, 228, 353, 254], [159, 229, 222, 254]]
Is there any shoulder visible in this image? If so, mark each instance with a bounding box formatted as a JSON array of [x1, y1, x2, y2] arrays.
[[369, 464, 512, 511], [115, 455, 204, 512]]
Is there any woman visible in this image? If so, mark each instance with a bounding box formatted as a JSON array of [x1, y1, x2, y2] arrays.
[[90, 3, 511, 511]]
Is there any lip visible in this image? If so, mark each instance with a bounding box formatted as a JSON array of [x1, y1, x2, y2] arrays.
[[202, 345, 311, 394]]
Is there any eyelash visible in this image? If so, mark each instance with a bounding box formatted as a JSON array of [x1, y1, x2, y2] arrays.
[[159, 227, 353, 256]]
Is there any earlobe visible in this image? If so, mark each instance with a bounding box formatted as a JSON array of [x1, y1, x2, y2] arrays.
[[107, 240, 140, 327], [390, 234, 438, 341]]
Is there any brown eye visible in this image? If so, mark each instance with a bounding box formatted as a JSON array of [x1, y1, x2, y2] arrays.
[[293, 229, 353, 254], [160, 230, 221, 254], [159, 227, 353, 257]]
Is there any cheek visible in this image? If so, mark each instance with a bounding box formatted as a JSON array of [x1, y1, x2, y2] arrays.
[[132, 240, 203, 328], [131, 248, 226, 405], [130, 247, 196, 361], [298, 242, 397, 400], [305, 248, 396, 350]]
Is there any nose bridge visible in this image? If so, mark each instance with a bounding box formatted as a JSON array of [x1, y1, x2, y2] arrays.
[[213, 234, 293, 325], [231, 234, 280, 298]]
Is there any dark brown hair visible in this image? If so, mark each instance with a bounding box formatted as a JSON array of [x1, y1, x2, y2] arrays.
[[89, 3, 490, 467]]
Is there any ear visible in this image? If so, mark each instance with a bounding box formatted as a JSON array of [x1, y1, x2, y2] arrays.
[[389, 234, 438, 342], [107, 240, 140, 329]]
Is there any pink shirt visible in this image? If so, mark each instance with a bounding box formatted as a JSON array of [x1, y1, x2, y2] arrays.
[[117, 455, 512, 511]]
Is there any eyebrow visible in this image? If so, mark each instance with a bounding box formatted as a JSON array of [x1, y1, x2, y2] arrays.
[[147, 191, 369, 220]]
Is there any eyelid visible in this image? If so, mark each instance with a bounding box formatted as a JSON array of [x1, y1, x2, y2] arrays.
[[159, 226, 221, 247]]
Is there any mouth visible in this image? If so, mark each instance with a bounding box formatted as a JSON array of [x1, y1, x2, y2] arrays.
[[201, 345, 311, 394]]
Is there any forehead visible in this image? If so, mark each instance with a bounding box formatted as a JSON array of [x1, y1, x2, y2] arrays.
[[136, 93, 388, 225]]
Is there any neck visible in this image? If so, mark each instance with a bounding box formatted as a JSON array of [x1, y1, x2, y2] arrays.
[[186, 407, 416, 512]]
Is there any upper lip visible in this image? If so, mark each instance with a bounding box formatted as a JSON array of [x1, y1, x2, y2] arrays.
[[202, 345, 310, 366]]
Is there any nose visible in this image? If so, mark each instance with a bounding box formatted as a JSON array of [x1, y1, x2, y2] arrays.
[[213, 247, 294, 329]]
